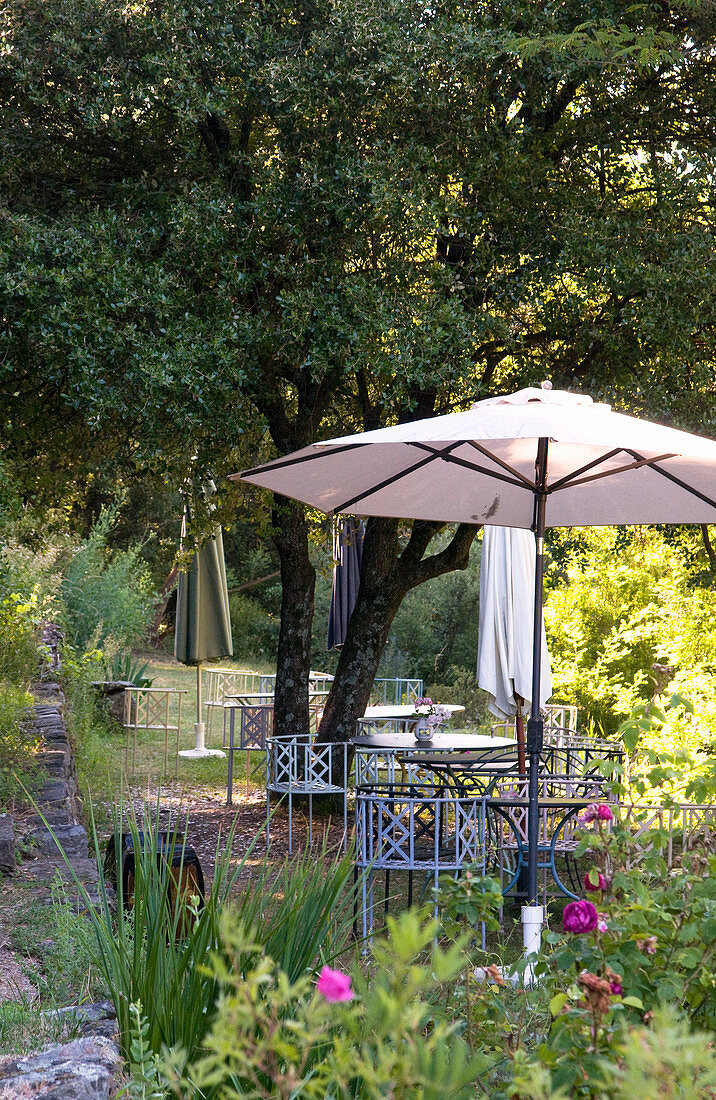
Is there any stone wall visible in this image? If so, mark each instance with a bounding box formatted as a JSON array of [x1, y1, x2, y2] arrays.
[[0, 630, 121, 1097]]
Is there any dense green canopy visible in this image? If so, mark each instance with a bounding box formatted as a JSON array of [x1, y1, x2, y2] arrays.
[[2, 0, 715, 735]]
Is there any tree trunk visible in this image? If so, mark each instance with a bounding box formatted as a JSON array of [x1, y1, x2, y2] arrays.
[[318, 518, 479, 744], [272, 496, 315, 739], [318, 518, 405, 743], [148, 565, 178, 647]]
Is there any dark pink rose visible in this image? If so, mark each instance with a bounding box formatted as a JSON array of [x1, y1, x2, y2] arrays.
[[580, 803, 614, 826], [584, 871, 607, 893], [610, 980, 623, 996], [562, 899, 599, 934], [316, 965, 354, 1003]]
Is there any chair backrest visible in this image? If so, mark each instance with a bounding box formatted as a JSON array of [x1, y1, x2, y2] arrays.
[[355, 782, 486, 871], [266, 736, 348, 793], [123, 688, 185, 732], [369, 677, 424, 705], [239, 704, 274, 749]]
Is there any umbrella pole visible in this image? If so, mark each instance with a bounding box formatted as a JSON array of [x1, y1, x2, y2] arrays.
[[179, 662, 225, 758], [195, 661, 205, 751], [515, 695, 526, 777], [524, 437, 548, 977]]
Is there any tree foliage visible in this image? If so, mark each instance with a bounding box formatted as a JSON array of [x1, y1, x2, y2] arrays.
[[2, 0, 715, 733]]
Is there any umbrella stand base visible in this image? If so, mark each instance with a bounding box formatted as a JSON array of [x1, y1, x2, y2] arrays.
[[178, 747, 226, 758], [178, 722, 226, 759], [521, 904, 544, 987]]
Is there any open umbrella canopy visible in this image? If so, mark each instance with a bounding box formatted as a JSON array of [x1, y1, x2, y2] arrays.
[[234, 383, 716, 919], [236, 385, 716, 528], [478, 525, 552, 721]]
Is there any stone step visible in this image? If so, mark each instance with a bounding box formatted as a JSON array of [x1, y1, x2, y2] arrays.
[[0, 1035, 120, 1099], [0, 814, 15, 874], [21, 857, 100, 886], [31, 824, 89, 860]]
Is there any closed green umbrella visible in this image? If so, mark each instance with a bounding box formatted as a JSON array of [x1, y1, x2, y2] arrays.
[[175, 488, 233, 759]]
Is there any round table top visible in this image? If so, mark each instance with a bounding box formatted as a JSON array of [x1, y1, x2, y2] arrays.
[[362, 703, 465, 720], [352, 730, 516, 752]]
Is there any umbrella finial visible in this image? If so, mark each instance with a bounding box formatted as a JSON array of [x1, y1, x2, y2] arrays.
[[541, 380, 552, 390]]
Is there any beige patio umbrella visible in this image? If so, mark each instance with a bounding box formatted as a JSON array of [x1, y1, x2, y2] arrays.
[[233, 382, 716, 935], [175, 488, 233, 759]]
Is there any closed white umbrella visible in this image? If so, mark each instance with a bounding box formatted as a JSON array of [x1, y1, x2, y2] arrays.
[[233, 382, 716, 931], [478, 525, 552, 774]]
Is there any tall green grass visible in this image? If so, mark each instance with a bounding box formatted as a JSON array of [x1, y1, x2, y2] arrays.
[[230, 841, 358, 983], [35, 791, 360, 1073]]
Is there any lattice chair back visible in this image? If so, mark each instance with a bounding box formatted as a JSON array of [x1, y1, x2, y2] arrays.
[[240, 704, 274, 750], [355, 782, 488, 941], [205, 668, 275, 739], [122, 687, 186, 773], [543, 703, 578, 737], [544, 734, 624, 777], [354, 746, 445, 788], [490, 703, 578, 746], [266, 735, 349, 853], [369, 677, 424, 705]]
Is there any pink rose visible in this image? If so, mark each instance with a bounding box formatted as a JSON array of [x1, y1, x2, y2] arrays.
[[597, 914, 608, 934], [316, 965, 354, 1003], [636, 936, 658, 955], [562, 899, 599, 934], [584, 871, 607, 893], [580, 803, 614, 825], [610, 979, 623, 995]]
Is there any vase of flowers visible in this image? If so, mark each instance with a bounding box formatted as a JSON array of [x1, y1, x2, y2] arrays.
[[412, 697, 450, 742]]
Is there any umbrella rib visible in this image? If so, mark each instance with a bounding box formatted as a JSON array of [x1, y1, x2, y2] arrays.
[[332, 444, 460, 512], [548, 449, 623, 491], [550, 452, 678, 493], [410, 443, 535, 490], [624, 449, 716, 510], [237, 443, 365, 480], [465, 441, 538, 490]]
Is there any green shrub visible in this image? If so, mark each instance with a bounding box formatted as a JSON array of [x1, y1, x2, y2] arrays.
[[0, 594, 41, 688], [43, 797, 359, 1081], [544, 527, 716, 736], [427, 666, 493, 728], [108, 652, 154, 687], [229, 591, 280, 663], [60, 506, 157, 653], [376, 536, 481, 684], [0, 683, 39, 808], [226, 842, 359, 984], [512, 1006, 716, 1100], [170, 911, 486, 1100], [543, 812, 716, 1037]]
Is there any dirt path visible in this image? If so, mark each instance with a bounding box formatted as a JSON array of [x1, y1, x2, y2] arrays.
[[101, 780, 351, 886]]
